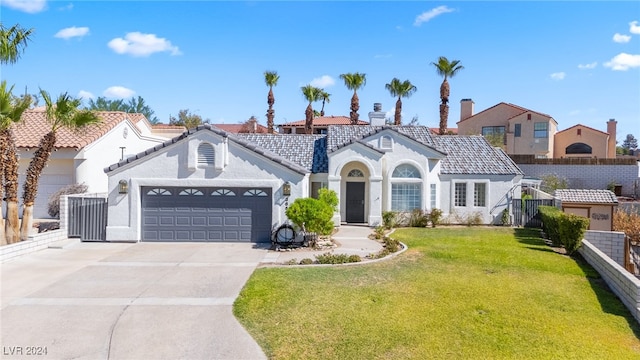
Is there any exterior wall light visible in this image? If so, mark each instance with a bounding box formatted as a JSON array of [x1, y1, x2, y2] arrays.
[[282, 182, 291, 196], [118, 179, 129, 194]]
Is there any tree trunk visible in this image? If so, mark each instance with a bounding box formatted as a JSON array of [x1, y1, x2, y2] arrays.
[[267, 88, 275, 134], [2, 129, 21, 243], [394, 98, 402, 125], [0, 210, 5, 246], [439, 103, 449, 135], [6, 202, 20, 243], [305, 104, 313, 135], [350, 92, 360, 124], [440, 79, 450, 103], [20, 131, 56, 241]]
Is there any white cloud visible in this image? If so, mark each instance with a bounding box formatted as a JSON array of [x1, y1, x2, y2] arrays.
[[578, 62, 597, 70], [1, 0, 47, 13], [630, 20, 640, 35], [54, 26, 89, 40], [613, 33, 631, 43], [103, 86, 135, 98], [77, 90, 94, 100], [310, 75, 335, 88], [107, 32, 181, 57], [414, 6, 454, 26], [550, 72, 566, 80], [604, 53, 640, 71]]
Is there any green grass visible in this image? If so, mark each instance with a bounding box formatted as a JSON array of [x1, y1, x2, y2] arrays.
[[234, 227, 640, 359]]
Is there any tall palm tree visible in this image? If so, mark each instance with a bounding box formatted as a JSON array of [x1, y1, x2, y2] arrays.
[[385, 78, 417, 125], [20, 90, 100, 241], [431, 56, 464, 135], [264, 71, 279, 134], [300, 85, 322, 135], [339, 72, 366, 124], [0, 81, 31, 245], [319, 90, 331, 117], [0, 24, 34, 65]]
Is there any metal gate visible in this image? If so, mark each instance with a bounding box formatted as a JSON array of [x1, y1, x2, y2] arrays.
[[512, 199, 554, 228], [68, 197, 108, 241]]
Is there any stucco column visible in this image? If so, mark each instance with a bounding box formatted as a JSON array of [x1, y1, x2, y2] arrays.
[[369, 176, 383, 226], [328, 175, 341, 225]]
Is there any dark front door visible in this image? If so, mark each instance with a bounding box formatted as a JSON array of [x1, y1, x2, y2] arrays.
[[346, 182, 365, 223]]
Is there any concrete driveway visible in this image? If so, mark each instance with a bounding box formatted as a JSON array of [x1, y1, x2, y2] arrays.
[[1, 241, 268, 360]]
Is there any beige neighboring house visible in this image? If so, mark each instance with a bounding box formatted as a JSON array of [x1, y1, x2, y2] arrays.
[[553, 120, 617, 159], [278, 116, 369, 134], [457, 99, 558, 158], [13, 108, 185, 218], [554, 189, 618, 231]]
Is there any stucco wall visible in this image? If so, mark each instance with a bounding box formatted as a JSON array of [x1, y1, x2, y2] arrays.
[[554, 126, 610, 159], [105, 130, 306, 241], [562, 204, 615, 231], [517, 163, 640, 197]]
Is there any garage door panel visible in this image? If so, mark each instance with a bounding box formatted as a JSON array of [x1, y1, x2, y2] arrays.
[[142, 186, 272, 242]]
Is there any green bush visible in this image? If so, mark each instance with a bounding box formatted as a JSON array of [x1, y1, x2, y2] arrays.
[[373, 225, 385, 239], [428, 208, 443, 228], [315, 252, 361, 264], [318, 188, 338, 211], [383, 236, 400, 253], [286, 198, 334, 235], [408, 209, 429, 227], [539, 206, 563, 246], [300, 258, 314, 265], [382, 211, 397, 229], [501, 208, 510, 226], [558, 213, 590, 255]]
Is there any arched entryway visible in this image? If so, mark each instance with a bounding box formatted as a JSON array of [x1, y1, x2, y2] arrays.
[[340, 163, 370, 223]]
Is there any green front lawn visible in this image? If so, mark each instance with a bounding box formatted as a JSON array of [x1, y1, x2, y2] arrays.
[[234, 227, 640, 359]]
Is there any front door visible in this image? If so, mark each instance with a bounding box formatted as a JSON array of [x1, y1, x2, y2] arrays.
[[346, 182, 365, 223]]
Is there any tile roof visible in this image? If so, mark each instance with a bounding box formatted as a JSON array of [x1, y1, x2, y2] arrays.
[[429, 127, 458, 135], [279, 116, 369, 127], [212, 123, 269, 134], [556, 123, 610, 136], [104, 124, 309, 175], [432, 135, 524, 175], [235, 133, 327, 173], [13, 109, 133, 149], [326, 125, 437, 151], [457, 102, 556, 125], [554, 189, 618, 204]]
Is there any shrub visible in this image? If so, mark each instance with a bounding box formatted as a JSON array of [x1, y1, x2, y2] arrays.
[[300, 258, 314, 265], [315, 252, 360, 264], [408, 209, 429, 227], [501, 208, 510, 226], [428, 208, 443, 228], [382, 211, 397, 229], [286, 198, 334, 235], [47, 183, 88, 218], [382, 236, 400, 253], [347, 254, 362, 263], [464, 211, 483, 226], [539, 206, 563, 246], [540, 174, 568, 194], [318, 188, 338, 211], [613, 209, 640, 244], [558, 213, 590, 255], [373, 225, 385, 239]]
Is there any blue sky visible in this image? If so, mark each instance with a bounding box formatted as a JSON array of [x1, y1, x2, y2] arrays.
[[2, 1, 639, 141]]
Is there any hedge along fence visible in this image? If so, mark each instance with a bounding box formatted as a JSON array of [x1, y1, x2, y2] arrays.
[[539, 206, 590, 255]]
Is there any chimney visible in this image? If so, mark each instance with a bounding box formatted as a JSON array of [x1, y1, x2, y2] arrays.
[[368, 103, 386, 126], [460, 99, 474, 121], [607, 119, 617, 158]]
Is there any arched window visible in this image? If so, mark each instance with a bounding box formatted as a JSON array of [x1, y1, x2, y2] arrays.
[[565, 142, 592, 154], [212, 189, 235, 196], [197, 143, 215, 167], [391, 164, 422, 211], [347, 169, 364, 178]]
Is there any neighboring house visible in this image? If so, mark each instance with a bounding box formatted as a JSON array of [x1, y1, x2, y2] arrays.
[[457, 99, 558, 158], [13, 109, 180, 218], [429, 127, 458, 135], [554, 120, 617, 159], [103, 111, 523, 242], [278, 116, 369, 134], [554, 189, 618, 231], [212, 117, 269, 134]]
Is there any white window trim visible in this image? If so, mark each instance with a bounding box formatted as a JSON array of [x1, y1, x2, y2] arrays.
[[473, 182, 489, 208]]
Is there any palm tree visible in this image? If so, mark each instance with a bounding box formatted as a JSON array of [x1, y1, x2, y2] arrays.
[[20, 90, 100, 241], [300, 85, 322, 135], [0, 81, 31, 245], [264, 71, 279, 134], [431, 56, 464, 135], [385, 78, 417, 125], [0, 24, 34, 65], [339, 73, 366, 124], [319, 90, 331, 117]]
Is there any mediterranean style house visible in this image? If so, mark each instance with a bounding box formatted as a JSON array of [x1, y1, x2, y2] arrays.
[[103, 105, 523, 242], [13, 109, 184, 218], [457, 99, 618, 159], [278, 116, 369, 134]]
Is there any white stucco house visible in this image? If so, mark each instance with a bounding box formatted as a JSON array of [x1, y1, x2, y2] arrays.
[[103, 105, 523, 243], [13, 109, 184, 218]]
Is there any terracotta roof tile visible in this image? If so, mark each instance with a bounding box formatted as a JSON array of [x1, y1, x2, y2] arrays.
[[13, 109, 131, 149], [279, 116, 369, 127], [212, 123, 269, 133], [429, 127, 458, 135]]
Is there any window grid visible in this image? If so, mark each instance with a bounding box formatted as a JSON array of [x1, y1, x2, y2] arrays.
[[347, 169, 364, 177], [474, 183, 486, 207], [454, 183, 467, 207], [430, 184, 436, 209], [534, 122, 548, 138], [212, 189, 235, 196], [179, 189, 204, 196], [392, 164, 421, 178], [391, 183, 421, 211]]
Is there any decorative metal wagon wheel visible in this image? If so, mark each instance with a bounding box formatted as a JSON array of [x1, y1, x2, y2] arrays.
[[272, 223, 296, 246]]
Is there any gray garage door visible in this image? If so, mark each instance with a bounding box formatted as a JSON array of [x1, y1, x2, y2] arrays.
[[141, 186, 272, 242]]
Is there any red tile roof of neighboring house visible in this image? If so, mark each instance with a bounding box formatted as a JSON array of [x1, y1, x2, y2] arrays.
[[280, 116, 369, 127], [556, 123, 609, 136], [457, 102, 556, 125], [13, 109, 135, 149], [429, 127, 458, 135], [212, 123, 269, 133]]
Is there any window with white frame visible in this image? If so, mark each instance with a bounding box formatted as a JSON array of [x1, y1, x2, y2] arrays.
[[430, 184, 436, 209], [454, 183, 467, 207], [474, 183, 486, 207], [391, 164, 422, 211], [197, 143, 215, 167]]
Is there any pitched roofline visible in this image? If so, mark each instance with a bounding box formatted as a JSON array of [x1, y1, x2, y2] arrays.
[[104, 124, 308, 175], [555, 123, 609, 137], [457, 102, 557, 125]]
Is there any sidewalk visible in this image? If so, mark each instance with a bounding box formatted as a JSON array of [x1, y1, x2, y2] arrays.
[[261, 225, 384, 265]]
